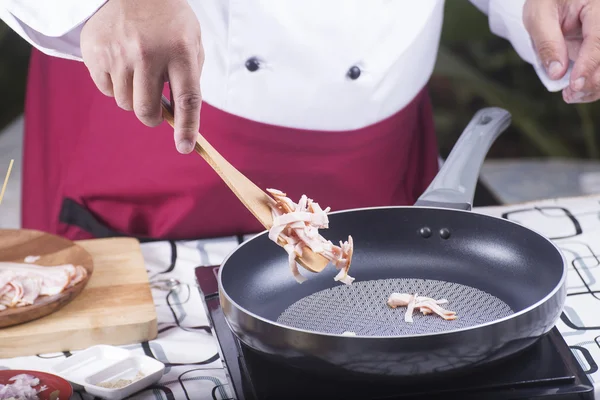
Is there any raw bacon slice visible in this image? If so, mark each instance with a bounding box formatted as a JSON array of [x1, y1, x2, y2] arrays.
[[387, 292, 457, 322], [20, 277, 43, 305], [0, 261, 88, 311], [405, 293, 417, 323], [69, 266, 88, 286], [266, 189, 354, 285]]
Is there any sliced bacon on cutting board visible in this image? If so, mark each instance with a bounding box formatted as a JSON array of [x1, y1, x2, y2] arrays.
[[266, 189, 354, 285], [0, 262, 88, 311]]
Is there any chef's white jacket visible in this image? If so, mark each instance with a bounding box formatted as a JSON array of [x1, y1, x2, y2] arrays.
[[0, 0, 570, 131]]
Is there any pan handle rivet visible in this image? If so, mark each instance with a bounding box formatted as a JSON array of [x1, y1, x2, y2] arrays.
[[419, 227, 432, 238], [439, 228, 451, 239]]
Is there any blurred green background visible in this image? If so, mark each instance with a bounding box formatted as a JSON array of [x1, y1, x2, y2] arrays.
[[0, 1, 597, 160]]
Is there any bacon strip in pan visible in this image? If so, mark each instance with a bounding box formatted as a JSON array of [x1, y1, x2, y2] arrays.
[[387, 292, 457, 322]]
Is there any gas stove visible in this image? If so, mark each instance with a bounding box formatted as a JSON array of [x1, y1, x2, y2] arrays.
[[196, 265, 595, 400]]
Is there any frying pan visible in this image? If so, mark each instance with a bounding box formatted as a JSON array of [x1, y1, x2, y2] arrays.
[[217, 107, 567, 380]]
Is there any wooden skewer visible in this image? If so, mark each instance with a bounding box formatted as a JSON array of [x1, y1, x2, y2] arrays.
[[0, 159, 14, 206], [160, 96, 329, 273]]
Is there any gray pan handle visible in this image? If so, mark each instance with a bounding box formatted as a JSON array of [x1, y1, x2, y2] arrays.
[[414, 107, 511, 211]]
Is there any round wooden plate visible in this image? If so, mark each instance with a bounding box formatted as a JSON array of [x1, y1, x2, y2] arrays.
[[0, 370, 73, 399], [0, 229, 94, 328]]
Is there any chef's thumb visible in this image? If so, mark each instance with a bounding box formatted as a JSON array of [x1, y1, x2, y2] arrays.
[[174, 116, 200, 155], [524, 3, 569, 80]]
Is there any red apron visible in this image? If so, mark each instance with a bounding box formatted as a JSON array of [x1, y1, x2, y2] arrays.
[[22, 48, 439, 241]]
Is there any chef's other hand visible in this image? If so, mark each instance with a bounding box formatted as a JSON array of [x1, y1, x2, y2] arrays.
[[524, 0, 600, 104], [80, 0, 203, 154]]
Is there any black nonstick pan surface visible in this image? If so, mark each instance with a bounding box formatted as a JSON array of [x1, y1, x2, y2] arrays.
[[218, 108, 567, 380]]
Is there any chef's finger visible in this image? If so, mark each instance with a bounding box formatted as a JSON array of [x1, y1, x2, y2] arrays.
[[562, 87, 600, 103], [570, 11, 600, 93], [132, 66, 164, 127], [167, 58, 201, 154], [523, 1, 569, 79], [565, 38, 583, 62], [562, 86, 584, 103], [112, 66, 134, 111], [89, 70, 114, 97], [563, 67, 600, 103]]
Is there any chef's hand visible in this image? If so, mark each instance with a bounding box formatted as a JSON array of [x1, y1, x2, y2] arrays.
[[80, 0, 203, 154], [523, 0, 600, 104]]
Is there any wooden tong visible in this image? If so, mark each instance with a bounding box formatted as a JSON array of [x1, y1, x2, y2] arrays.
[[160, 95, 328, 273]]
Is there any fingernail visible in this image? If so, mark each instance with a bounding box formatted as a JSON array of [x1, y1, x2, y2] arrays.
[[548, 61, 562, 79], [176, 139, 194, 154], [573, 77, 586, 91]]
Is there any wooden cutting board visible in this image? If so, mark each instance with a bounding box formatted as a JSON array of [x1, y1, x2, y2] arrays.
[[0, 237, 157, 358]]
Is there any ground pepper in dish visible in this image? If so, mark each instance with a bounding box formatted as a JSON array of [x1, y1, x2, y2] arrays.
[[96, 371, 145, 389]]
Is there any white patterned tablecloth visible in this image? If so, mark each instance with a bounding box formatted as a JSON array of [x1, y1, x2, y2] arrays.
[[1, 195, 600, 399]]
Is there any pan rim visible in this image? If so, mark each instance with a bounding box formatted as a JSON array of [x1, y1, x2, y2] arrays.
[[218, 205, 568, 339]]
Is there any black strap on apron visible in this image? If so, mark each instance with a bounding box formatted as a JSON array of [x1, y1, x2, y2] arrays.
[[59, 197, 165, 243]]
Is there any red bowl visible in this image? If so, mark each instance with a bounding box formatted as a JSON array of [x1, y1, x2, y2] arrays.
[[0, 370, 73, 400]]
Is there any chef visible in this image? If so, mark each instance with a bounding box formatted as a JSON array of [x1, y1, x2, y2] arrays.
[[0, 0, 597, 241]]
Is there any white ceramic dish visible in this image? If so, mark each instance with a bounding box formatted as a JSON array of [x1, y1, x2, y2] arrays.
[[50, 345, 165, 399]]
